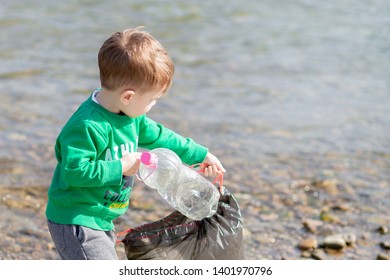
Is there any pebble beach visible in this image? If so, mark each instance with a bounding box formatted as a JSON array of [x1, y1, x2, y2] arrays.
[[1, 155, 389, 260]]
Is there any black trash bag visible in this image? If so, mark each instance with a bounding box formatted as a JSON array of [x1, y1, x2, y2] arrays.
[[122, 187, 244, 260]]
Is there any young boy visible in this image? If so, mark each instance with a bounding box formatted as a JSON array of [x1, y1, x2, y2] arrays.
[[45, 27, 226, 260]]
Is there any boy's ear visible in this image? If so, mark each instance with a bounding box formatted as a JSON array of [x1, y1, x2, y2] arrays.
[[120, 90, 135, 105]]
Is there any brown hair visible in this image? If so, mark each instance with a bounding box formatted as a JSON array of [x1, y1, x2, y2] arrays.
[[98, 27, 174, 93]]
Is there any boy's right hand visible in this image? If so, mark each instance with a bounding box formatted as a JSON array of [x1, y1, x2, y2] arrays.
[[120, 152, 142, 176]]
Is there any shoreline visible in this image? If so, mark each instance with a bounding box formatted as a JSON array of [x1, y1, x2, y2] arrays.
[[1, 184, 389, 260]]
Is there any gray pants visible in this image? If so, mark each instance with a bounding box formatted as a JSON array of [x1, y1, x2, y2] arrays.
[[47, 220, 118, 260]]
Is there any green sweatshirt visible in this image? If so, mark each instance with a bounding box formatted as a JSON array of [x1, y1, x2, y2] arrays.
[[45, 93, 208, 231]]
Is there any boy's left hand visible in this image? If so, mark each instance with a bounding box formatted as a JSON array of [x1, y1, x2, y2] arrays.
[[201, 152, 226, 177]]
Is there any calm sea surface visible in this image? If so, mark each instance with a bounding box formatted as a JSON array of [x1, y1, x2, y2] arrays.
[[0, 0, 389, 258]]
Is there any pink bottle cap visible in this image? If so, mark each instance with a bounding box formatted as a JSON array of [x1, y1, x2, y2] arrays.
[[141, 152, 154, 166]]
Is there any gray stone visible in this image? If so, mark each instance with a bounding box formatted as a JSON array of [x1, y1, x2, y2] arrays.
[[303, 219, 323, 234], [343, 233, 357, 246], [377, 253, 390, 260], [311, 249, 327, 260], [298, 237, 318, 250], [377, 226, 388, 235], [380, 241, 390, 250], [324, 234, 346, 250]]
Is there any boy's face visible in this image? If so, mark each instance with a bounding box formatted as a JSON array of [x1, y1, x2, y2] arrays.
[[123, 90, 163, 118]]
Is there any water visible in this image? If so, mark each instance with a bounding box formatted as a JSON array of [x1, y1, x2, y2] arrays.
[[1, 0, 389, 259]]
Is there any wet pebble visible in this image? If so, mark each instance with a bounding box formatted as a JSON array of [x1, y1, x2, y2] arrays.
[[320, 211, 341, 224], [301, 250, 312, 258], [343, 233, 357, 246], [298, 237, 318, 250], [377, 253, 390, 260], [303, 219, 323, 234], [311, 249, 327, 260], [323, 234, 346, 250], [254, 234, 276, 244], [377, 225, 388, 235], [331, 203, 351, 212], [379, 241, 390, 250]]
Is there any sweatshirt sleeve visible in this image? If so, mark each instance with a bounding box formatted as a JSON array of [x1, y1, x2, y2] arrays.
[[57, 122, 122, 187], [137, 115, 208, 165]]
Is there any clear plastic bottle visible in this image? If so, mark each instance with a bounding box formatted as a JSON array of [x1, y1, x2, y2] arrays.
[[138, 148, 220, 220]]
